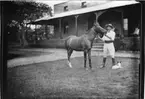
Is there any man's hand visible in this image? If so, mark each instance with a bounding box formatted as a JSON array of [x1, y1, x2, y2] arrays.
[[105, 34, 112, 40], [99, 33, 104, 38], [98, 35, 104, 42]]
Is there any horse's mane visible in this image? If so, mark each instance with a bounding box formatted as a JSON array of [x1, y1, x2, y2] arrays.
[[94, 23, 107, 34], [84, 25, 96, 35]]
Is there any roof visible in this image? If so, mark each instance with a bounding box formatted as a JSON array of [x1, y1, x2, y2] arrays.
[[30, 1, 139, 24]]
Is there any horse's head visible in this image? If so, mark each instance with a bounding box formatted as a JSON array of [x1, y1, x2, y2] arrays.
[[93, 22, 107, 35]]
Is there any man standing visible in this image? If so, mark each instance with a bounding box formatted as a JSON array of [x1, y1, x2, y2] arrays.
[[99, 24, 116, 68]]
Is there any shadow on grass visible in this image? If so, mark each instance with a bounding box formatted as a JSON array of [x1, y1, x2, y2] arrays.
[[7, 53, 23, 60], [7, 51, 52, 60]]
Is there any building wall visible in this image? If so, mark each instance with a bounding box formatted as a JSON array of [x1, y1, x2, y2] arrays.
[[54, 0, 109, 14], [0, 7, 2, 45], [77, 14, 89, 36], [37, 2, 140, 51], [60, 14, 90, 38], [54, 1, 80, 14], [53, 2, 140, 40], [62, 16, 76, 38], [84, 0, 108, 7], [53, 10, 123, 39], [98, 10, 122, 37], [53, 16, 76, 39], [127, 4, 141, 36], [54, 21, 60, 39]]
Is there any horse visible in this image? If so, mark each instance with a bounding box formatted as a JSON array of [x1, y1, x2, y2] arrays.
[[64, 22, 107, 70]]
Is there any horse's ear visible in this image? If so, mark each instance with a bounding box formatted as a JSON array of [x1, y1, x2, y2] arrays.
[[99, 33, 104, 38]]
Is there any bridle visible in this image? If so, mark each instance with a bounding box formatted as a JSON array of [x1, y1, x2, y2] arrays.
[[93, 24, 106, 36]]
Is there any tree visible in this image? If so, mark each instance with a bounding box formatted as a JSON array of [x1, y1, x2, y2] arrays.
[[2, 1, 52, 47]]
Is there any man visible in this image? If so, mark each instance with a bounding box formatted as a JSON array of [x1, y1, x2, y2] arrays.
[[64, 23, 69, 34], [99, 24, 116, 68]]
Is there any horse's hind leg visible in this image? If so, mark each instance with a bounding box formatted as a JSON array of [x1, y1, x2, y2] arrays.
[[67, 49, 73, 68], [84, 51, 87, 69], [88, 49, 92, 69]]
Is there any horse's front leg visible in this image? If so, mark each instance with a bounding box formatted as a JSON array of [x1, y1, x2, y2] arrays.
[[67, 49, 73, 68], [84, 51, 87, 69], [88, 49, 92, 69]]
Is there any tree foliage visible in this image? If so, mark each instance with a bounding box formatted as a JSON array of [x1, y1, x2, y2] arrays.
[[2, 0, 52, 46], [3, 1, 52, 25]]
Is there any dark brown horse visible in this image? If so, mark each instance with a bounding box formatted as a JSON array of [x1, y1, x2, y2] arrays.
[[65, 22, 107, 69]]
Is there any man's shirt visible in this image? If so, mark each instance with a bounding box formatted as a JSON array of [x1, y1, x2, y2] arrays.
[[102, 30, 115, 41]]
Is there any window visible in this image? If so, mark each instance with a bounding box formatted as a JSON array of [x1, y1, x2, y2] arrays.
[[123, 18, 129, 37], [81, 2, 87, 8], [49, 25, 54, 35], [64, 6, 68, 11], [123, 18, 128, 30]]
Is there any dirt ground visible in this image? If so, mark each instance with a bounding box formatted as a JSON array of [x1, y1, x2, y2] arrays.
[[7, 56, 139, 99]]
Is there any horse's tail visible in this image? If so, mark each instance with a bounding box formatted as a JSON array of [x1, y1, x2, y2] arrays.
[[64, 36, 71, 49]]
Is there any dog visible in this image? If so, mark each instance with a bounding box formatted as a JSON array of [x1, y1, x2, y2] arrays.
[[112, 61, 122, 69]]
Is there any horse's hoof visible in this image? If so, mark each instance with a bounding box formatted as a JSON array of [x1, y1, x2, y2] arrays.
[[68, 64, 72, 68], [100, 65, 105, 69], [67, 61, 72, 68]]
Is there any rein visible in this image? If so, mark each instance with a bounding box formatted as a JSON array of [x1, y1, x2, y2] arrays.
[[92, 26, 96, 33]]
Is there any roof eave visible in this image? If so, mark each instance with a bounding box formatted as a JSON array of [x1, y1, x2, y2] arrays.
[[30, 1, 139, 25]]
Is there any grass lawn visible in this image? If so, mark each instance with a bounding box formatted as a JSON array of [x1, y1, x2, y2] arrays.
[[7, 56, 139, 99]]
